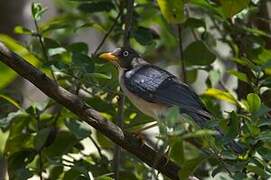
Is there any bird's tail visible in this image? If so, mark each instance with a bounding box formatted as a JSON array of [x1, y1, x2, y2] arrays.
[[184, 111, 244, 154], [216, 130, 244, 154]]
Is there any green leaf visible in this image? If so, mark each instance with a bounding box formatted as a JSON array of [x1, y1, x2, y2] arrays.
[[0, 94, 20, 109], [157, 0, 186, 24], [186, 69, 198, 84], [261, 88, 271, 107], [165, 106, 180, 128], [256, 49, 271, 65], [0, 35, 40, 88], [0, 130, 9, 153], [40, 15, 77, 33], [14, 26, 33, 35], [76, 22, 106, 33], [178, 156, 207, 179], [247, 93, 261, 113], [0, 110, 27, 129], [67, 42, 89, 54], [247, 164, 266, 177], [219, 0, 249, 18], [256, 131, 271, 142], [31, 2, 48, 21], [65, 119, 92, 140], [228, 70, 248, 83], [204, 88, 237, 104], [49, 166, 64, 179], [72, 52, 95, 73], [7, 150, 35, 176], [63, 167, 82, 179], [184, 18, 205, 29], [258, 147, 271, 161], [211, 166, 224, 177], [226, 112, 239, 138], [48, 47, 67, 57], [44, 131, 78, 157], [209, 70, 220, 87], [44, 38, 61, 49], [170, 139, 184, 166], [96, 176, 114, 180], [232, 57, 256, 69], [34, 128, 51, 151], [184, 41, 216, 66], [5, 134, 34, 154], [133, 27, 154, 45], [85, 73, 112, 80], [78, 2, 115, 13], [182, 129, 217, 139]]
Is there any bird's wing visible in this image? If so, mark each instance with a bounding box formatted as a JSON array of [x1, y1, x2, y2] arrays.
[[123, 65, 211, 123]]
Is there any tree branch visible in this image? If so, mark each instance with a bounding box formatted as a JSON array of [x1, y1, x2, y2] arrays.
[[0, 42, 181, 180]]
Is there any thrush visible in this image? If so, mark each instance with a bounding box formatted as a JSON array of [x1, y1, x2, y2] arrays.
[[99, 47, 244, 154]]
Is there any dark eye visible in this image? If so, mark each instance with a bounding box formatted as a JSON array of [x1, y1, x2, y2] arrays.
[[122, 51, 129, 57]]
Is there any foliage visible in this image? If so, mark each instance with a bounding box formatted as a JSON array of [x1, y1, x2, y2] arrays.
[[0, 0, 271, 179]]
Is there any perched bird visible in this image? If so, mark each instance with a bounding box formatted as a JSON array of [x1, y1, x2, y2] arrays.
[[99, 47, 243, 153]]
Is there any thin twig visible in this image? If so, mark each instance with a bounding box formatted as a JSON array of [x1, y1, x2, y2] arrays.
[[34, 19, 48, 61], [123, 0, 134, 47], [177, 24, 187, 83], [93, 12, 121, 55], [33, 19, 57, 81], [113, 1, 134, 179], [89, 135, 103, 158], [34, 110, 43, 180]]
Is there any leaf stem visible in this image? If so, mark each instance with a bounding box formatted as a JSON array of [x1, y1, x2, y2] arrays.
[[93, 11, 121, 55], [34, 110, 43, 180], [33, 19, 57, 81], [89, 135, 103, 158]]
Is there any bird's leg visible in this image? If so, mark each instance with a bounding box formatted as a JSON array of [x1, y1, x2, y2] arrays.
[[131, 122, 158, 145]]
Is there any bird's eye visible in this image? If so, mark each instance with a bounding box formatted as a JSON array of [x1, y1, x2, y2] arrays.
[[122, 51, 129, 57]]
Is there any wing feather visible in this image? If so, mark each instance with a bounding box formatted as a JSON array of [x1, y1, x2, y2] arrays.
[[123, 65, 244, 153], [124, 65, 211, 124]]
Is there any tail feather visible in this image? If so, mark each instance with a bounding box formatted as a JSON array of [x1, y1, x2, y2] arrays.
[[183, 110, 244, 154]]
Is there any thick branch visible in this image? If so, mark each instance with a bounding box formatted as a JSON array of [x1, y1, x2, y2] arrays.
[[0, 42, 180, 179]]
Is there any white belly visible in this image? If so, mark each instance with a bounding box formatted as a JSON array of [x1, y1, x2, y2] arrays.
[[119, 69, 168, 119]]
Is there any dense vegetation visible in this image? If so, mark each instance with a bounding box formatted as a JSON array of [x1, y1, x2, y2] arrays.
[[1, 0, 271, 179]]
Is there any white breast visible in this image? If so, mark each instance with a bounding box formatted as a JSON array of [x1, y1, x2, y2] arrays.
[[118, 68, 168, 120]]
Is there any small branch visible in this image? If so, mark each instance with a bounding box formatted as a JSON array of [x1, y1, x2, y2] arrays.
[[34, 19, 48, 61], [177, 24, 187, 83], [93, 12, 122, 55], [33, 19, 57, 81], [34, 110, 43, 180], [113, 1, 134, 179], [123, 0, 134, 47], [89, 135, 103, 158], [114, 94, 126, 179], [0, 42, 181, 180]]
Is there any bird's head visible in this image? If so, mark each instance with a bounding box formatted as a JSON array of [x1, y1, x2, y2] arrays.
[[99, 47, 140, 69]]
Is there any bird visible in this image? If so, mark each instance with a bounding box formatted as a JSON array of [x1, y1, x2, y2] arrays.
[[99, 47, 244, 154]]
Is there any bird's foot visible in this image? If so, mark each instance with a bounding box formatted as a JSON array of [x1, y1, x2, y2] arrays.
[[132, 131, 146, 146]]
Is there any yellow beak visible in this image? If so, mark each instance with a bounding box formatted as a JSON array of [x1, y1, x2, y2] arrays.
[[99, 52, 119, 62]]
